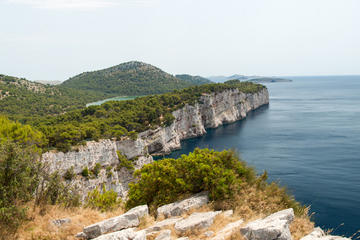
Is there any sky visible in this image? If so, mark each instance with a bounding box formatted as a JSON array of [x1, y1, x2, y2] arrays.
[[0, 0, 359, 81]]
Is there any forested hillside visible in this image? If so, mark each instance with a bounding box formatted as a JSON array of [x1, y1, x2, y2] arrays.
[[0, 74, 106, 120], [175, 74, 212, 85], [61, 61, 204, 96]]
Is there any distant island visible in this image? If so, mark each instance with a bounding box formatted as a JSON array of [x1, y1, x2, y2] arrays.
[[247, 77, 292, 83], [208, 75, 292, 83]]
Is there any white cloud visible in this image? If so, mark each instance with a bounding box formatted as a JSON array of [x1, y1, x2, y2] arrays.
[[5, 0, 154, 9]]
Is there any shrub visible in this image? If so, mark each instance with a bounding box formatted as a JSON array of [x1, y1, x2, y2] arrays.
[[91, 163, 101, 177], [63, 166, 75, 181], [106, 166, 113, 178], [81, 167, 89, 178], [0, 141, 41, 236], [116, 151, 134, 171], [85, 185, 121, 212], [126, 148, 256, 210]]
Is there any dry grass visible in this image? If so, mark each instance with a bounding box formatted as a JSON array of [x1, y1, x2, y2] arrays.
[[14, 183, 315, 240], [290, 208, 314, 240], [138, 215, 156, 230], [15, 204, 125, 240]]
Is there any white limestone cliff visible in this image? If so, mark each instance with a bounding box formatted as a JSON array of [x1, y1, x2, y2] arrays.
[[41, 88, 269, 199]]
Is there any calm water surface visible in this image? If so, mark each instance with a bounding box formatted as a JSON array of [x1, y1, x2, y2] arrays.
[[163, 76, 360, 236]]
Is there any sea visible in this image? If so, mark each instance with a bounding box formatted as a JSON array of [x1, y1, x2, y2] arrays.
[[161, 76, 360, 237]]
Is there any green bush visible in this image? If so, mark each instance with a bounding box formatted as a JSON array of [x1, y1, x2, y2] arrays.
[[85, 185, 121, 212], [81, 167, 89, 178], [63, 166, 75, 181], [126, 148, 256, 210], [117, 151, 134, 171], [0, 141, 40, 236], [106, 166, 113, 178], [91, 163, 101, 177]]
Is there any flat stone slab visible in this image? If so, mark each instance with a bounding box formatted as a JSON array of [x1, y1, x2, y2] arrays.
[[144, 217, 183, 233], [174, 211, 221, 234], [240, 208, 294, 240], [157, 192, 209, 218], [83, 205, 148, 239], [92, 228, 146, 240], [154, 229, 172, 240], [301, 227, 351, 240], [211, 219, 244, 240]]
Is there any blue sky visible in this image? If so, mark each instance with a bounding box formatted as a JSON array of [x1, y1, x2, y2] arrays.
[[0, 0, 359, 81]]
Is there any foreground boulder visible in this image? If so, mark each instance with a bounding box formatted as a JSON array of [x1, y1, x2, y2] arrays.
[[93, 228, 146, 240], [157, 192, 209, 218], [240, 208, 294, 240], [300, 227, 351, 240], [82, 205, 148, 239], [174, 211, 221, 234]]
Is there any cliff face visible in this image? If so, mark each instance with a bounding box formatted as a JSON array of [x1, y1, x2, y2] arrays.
[[41, 88, 269, 199]]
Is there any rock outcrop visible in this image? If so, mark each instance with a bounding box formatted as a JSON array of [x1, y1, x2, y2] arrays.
[[157, 192, 209, 218], [42, 88, 269, 199], [240, 208, 294, 240], [300, 227, 351, 240], [174, 211, 222, 234], [73, 193, 350, 240], [81, 205, 148, 239]]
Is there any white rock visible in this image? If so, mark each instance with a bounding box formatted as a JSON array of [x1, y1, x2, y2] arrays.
[[301, 228, 326, 240], [174, 211, 221, 234], [92, 228, 146, 240], [83, 205, 148, 239], [176, 238, 189, 240], [301, 227, 351, 240], [157, 192, 209, 218], [52, 217, 71, 227], [144, 217, 183, 233], [75, 232, 87, 239], [223, 210, 234, 218], [155, 230, 172, 240], [204, 231, 215, 237], [211, 219, 244, 240], [240, 208, 294, 240]]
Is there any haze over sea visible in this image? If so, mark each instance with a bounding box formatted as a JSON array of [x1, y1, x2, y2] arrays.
[[163, 76, 360, 236]]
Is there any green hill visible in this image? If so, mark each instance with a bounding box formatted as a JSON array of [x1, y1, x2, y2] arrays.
[[0, 74, 106, 120], [175, 74, 212, 85], [61, 61, 203, 96]]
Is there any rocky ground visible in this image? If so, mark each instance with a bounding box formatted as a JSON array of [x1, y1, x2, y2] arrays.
[[55, 193, 349, 240]]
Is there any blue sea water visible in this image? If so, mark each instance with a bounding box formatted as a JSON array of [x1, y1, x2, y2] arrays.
[[163, 76, 360, 237]]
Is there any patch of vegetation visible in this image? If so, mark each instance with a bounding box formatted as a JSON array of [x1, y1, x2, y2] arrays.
[[106, 166, 113, 178], [116, 151, 134, 171], [91, 163, 101, 178], [0, 118, 80, 238], [126, 148, 306, 217], [85, 185, 121, 212], [0, 115, 46, 148], [0, 74, 107, 121], [81, 167, 89, 178], [63, 166, 75, 181], [175, 74, 212, 85], [61, 61, 203, 96]]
